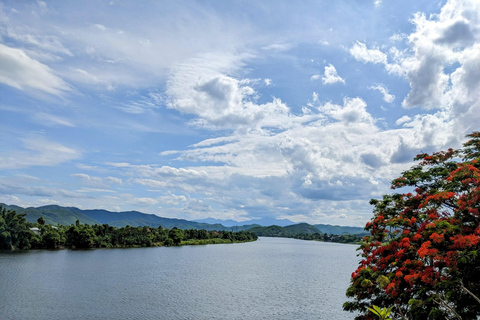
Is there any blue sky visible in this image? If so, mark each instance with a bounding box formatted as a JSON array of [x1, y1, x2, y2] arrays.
[[1, 0, 480, 226]]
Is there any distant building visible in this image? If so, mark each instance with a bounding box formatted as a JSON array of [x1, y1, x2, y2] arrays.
[[30, 227, 40, 235]]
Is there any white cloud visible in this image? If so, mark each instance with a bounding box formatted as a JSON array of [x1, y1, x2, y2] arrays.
[[3, 0, 480, 227], [395, 115, 412, 126], [349, 41, 388, 64], [322, 64, 345, 85], [351, 0, 480, 112], [32, 112, 75, 127], [321, 97, 373, 124], [0, 136, 81, 169], [130, 197, 158, 207], [71, 173, 122, 188], [166, 54, 295, 130], [0, 44, 70, 95], [369, 84, 395, 103]]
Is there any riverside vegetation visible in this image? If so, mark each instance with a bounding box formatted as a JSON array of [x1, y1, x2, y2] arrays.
[[0, 208, 257, 250], [249, 223, 363, 244], [344, 132, 480, 320]]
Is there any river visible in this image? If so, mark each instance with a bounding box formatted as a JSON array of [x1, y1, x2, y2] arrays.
[[0, 237, 359, 319]]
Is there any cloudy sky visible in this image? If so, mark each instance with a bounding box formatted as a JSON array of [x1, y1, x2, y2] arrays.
[[1, 0, 479, 226]]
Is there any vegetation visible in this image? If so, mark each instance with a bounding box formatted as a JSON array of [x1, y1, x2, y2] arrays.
[[249, 223, 363, 244], [0, 207, 33, 250], [0, 204, 252, 231], [369, 306, 393, 320], [344, 132, 480, 320], [314, 223, 369, 236], [0, 208, 257, 250]]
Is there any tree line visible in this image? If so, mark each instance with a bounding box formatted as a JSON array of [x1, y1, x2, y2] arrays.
[[0, 208, 257, 250], [249, 224, 363, 244]]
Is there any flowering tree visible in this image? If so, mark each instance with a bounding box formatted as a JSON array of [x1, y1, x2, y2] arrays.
[[344, 132, 480, 320]]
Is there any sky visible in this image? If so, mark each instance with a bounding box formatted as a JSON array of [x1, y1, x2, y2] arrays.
[[1, 0, 480, 227]]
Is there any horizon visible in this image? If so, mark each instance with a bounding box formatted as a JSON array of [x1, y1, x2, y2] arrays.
[[1, 202, 365, 228], [1, 0, 480, 226]]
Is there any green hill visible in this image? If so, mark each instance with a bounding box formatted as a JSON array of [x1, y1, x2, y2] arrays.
[[284, 223, 321, 235], [314, 224, 368, 236], [249, 223, 323, 237], [248, 225, 291, 237], [0, 203, 255, 231], [0, 204, 98, 226], [0, 203, 365, 237]]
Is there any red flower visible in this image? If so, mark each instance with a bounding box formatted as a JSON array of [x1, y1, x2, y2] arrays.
[[429, 233, 444, 244]]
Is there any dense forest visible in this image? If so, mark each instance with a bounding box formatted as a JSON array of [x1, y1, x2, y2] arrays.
[[0, 207, 257, 250]]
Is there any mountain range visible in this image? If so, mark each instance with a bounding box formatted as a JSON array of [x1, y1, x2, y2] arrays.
[[0, 203, 367, 236]]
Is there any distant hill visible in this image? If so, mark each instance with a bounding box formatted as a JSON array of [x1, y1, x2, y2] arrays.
[[314, 224, 368, 236], [284, 223, 321, 235], [0, 203, 234, 231], [194, 217, 295, 227], [249, 223, 323, 237], [1, 204, 99, 226], [0, 203, 365, 235], [248, 225, 292, 237]]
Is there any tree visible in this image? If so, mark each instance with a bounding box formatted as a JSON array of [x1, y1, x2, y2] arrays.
[[0, 207, 32, 250], [168, 227, 184, 246], [42, 228, 62, 249], [37, 217, 46, 225], [65, 224, 95, 248], [344, 132, 480, 320]]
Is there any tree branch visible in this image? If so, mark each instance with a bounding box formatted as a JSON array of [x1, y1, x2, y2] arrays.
[[460, 280, 480, 305]]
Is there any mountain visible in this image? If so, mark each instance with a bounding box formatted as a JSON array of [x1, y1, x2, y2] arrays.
[[314, 224, 368, 236], [0, 203, 231, 231], [248, 225, 292, 237], [0, 204, 99, 226], [194, 217, 296, 227], [0, 203, 365, 235], [249, 223, 323, 237], [193, 218, 250, 227], [284, 223, 322, 235]]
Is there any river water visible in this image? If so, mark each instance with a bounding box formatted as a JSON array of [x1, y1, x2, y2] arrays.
[[0, 237, 359, 320]]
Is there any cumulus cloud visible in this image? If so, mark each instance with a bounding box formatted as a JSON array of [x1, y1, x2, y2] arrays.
[[166, 54, 296, 130], [321, 98, 373, 124], [0, 44, 70, 95], [349, 41, 388, 64], [4, 0, 480, 226], [369, 84, 395, 103], [322, 64, 345, 84], [351, 0, 480, 113], [395, 115, 412, 126], [401, 0, 480, 115]]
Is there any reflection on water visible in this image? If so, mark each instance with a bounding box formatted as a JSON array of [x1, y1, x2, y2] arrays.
[[0, 237, 359, 320]]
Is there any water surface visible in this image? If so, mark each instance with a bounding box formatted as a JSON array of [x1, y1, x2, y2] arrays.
[[0, 237, 359, 319]]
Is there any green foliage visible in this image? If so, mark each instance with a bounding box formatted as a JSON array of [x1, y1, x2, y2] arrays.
[[0, 207, 33, 250], [0, 207, 258, 250], [368, 305, 393, 320], [37, 217, 46, 225], [345, 132, 480, 320], [314, 224, 369, 236], [168, 227, 184, 246], [249, 223, 363, 244]]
